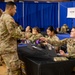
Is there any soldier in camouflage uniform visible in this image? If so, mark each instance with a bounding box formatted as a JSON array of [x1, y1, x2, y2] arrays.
[[0, 8, 3, 66], [29, 27, 43, 43], [25, 26, 32, 33], [0, 2, 24, 75], [44, 27, 75, 58], [40, 26, 59, 52], [60, 24, 69, 33], [45, 26, 59, 41], [23, 26, 32, 44], [23, 32, 32, 44]]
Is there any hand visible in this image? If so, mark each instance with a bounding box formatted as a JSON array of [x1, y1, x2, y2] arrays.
[[43, 42, 48, 45], [40, 37, 46, 41], [59, 50, 66, 56]]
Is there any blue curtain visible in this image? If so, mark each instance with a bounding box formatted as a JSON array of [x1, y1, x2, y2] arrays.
[[24, 2, 58, 30], [60, 2, 73, 29], [13, 2, 23, 27], [0, 2, 6, 11]]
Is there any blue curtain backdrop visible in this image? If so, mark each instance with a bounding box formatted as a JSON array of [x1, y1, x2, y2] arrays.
[[13, 2, 23, 27], [0, 2, 6, 11], [24, 2, 58, 30]]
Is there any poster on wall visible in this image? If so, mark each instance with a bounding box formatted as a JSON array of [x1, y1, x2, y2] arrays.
[[67, 7, 75, 18]]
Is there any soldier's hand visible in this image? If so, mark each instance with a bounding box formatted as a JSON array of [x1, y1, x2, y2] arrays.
[[59, 50, 66, 56], [43, 42, 48, 45], [40, 37, 46, 41]]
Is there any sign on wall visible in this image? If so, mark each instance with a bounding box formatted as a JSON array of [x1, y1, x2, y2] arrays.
[[67, 7, 75, 18]]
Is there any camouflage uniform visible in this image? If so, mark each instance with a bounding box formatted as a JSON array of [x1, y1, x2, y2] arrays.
[[0, 8, 3, 66], [46, 35, 59, 51], [46, 35, 59, 42], [0, 12, 23, 75], [29, 33, 43, 43], [49, 38, 75, 58], [60, 24, 68, 33]]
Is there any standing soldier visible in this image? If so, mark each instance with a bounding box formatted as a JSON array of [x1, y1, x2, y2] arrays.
[[0, 1, 24, 75]]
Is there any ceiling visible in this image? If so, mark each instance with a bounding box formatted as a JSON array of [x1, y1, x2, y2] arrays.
[[0, 0, 74, 2]]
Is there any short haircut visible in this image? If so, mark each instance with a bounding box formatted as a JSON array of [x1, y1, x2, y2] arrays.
[[6, 1, 16, 9]]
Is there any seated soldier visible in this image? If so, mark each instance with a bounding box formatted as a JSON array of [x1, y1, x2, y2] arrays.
[[29, 27, 43, 43], [40, 26, 59, 52], [20, 26, 32, 44], [24, 32, 32, 44], [60, 24, 69, 33], [25, 26, 32, 33], [40, 27, 75, 58]]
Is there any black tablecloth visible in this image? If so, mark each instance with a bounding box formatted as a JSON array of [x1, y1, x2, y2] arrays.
[[18, 45, 75, 75]]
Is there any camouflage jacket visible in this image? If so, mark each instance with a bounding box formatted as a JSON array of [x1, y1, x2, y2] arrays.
[[29, 33, 43, 43], [49, 38, 75, 57], [46, 35, 59, 46], [0, 13, 23, 54]]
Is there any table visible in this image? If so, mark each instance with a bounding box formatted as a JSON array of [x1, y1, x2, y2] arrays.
[[57, 34, 70, 40], [18, 45, 75, 75]]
